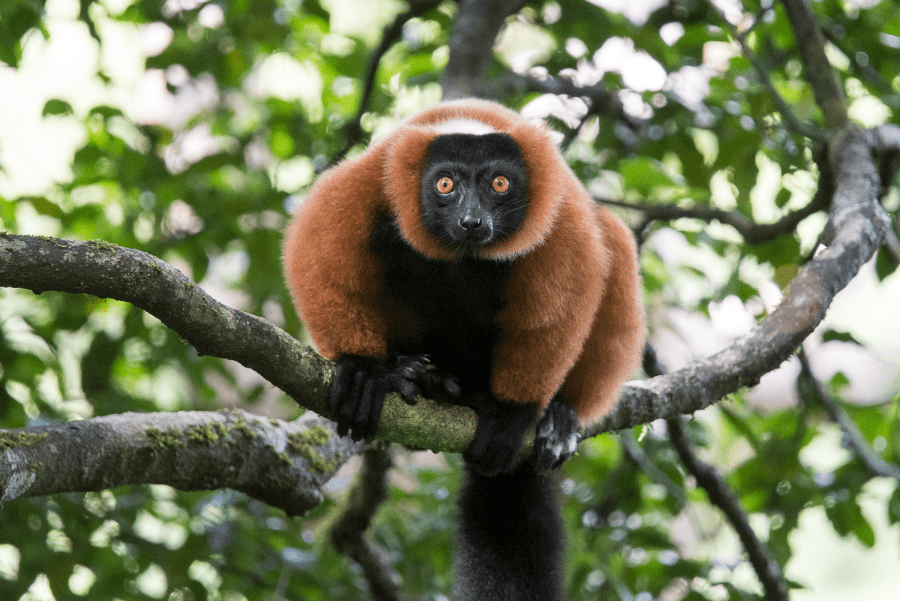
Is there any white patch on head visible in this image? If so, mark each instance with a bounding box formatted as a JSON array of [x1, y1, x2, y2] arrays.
[[432, 118, 496, 136]]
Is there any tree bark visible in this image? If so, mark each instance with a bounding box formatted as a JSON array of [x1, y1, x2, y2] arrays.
[[0, 410, 358, 516], [440, 0, 526, 99]]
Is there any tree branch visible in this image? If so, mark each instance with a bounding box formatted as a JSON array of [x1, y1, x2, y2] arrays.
[[440, 0, 526, 99], [780, 0, 848, 128], [0, 410, 357, 516], [587, 125, 889, 437], [706, 0, 822, 141], [337, 0, 443, 159], [0, 233, 335, 413], [0, 233, 479, 456], [821, 24, 891, 93], [797, 348, 900, 486], [331, 446, 403, 601], [486, 72, 632, 125], [600, 181, 829, 246], [667, 417, 790, 601], [645, 346, 788, 599]]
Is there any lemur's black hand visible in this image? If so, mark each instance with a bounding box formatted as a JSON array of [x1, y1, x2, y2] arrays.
[[463, 394, 540, 477], [533, 395, 581, 474], [390, 354, 461, 404], [329, 354, 460, 440]]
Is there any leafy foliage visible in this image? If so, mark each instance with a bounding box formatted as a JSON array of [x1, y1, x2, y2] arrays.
[[1, 0, 900, 600]]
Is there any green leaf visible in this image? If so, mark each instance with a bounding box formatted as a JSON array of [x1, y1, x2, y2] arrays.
[[619, 157, 676, 195], [748, 234, 801, 270], [88, 105, 125, 120], [42, 98, 74, 116], [23, 196, 63, 217], [824, 496, 876, 548], [821, 329, 862, 345], [828, 371, 850, 393], [0, 0, 44, 67], [875, 245, 899, 281], [719, 404, 761, 450], [889, 487, 900, 526]]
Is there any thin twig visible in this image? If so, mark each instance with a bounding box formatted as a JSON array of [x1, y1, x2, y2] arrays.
[[667, 417, 790, 601], [797, 348, 900, 486], [883, 229, 900, 264], [706, 0, 823, 141], [821, 24, 891, 92], [620, 432, 686, 506], [599, 183, 829, 245], [487, 72, 634, 127], [336, 0, 443, 160]]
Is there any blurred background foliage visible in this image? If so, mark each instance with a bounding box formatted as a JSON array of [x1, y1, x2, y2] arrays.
[[1, 0, 900, 599]]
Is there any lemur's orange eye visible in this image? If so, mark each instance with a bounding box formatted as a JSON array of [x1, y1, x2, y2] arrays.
[[436, 177, 454, 194], [492, 175, 510, 193]]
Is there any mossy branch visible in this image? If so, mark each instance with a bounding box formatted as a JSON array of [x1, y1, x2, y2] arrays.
[[0, 411, 357, 516]]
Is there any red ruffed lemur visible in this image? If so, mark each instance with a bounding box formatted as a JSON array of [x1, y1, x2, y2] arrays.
[[283, 99, 645, 601]]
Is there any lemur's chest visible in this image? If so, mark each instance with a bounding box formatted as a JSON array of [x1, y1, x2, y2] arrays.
[[372, 213, 511, 375]]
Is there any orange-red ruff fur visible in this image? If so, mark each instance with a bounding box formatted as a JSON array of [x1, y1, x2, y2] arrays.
[[284, 99, 644, 423]]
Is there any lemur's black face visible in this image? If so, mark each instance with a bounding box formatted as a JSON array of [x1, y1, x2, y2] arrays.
[[420, 133, 529, 253]]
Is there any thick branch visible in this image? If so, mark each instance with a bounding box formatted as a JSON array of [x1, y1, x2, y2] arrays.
[[0, 234, 335, 415], [0, 411, 357, 516], [780, 0, 848, 128], [441, 0, 526, 99], [667, 417, 789, 601]]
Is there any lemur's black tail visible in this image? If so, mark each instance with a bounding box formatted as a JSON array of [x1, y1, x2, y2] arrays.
[[454, 462, 565, 601]]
